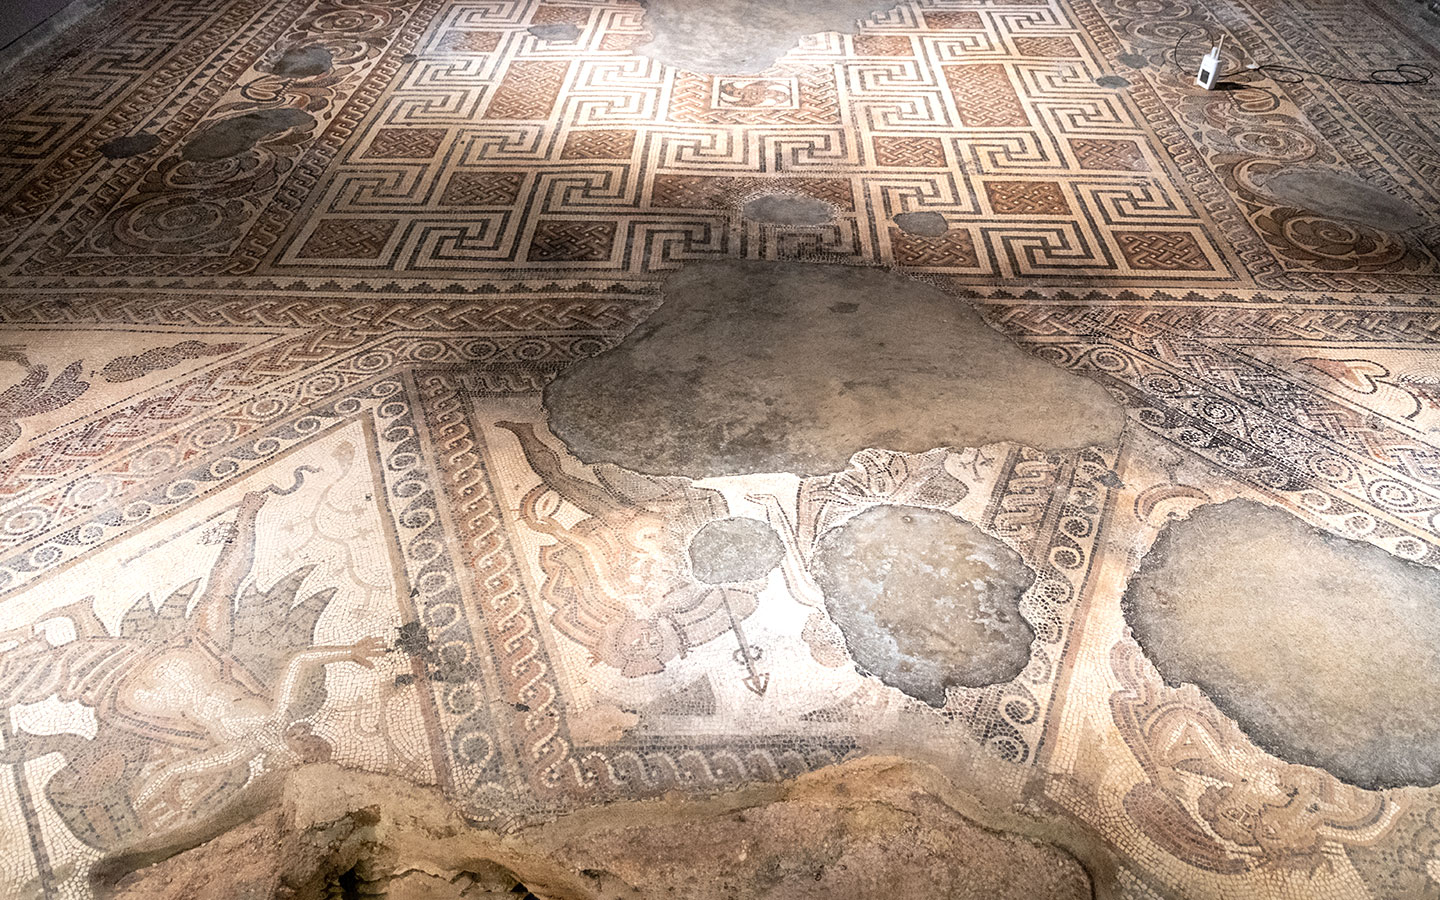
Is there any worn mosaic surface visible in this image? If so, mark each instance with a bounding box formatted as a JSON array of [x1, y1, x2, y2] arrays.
[[1, 0, 1439, 895]]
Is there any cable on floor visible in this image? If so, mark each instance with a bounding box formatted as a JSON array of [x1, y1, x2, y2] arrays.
[[1166, 24, 1434, 88]]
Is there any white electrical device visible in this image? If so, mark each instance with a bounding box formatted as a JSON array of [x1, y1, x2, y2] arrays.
[[1196, 35, 1224, 89]]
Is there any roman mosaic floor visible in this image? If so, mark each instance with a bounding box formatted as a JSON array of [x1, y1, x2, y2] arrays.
[[1, 0, 1440, 896]]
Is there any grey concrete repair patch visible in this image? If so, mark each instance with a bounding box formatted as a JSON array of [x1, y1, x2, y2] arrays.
[[1258, 168, 1425, 231], [1122, 499, 1440, 789], [811, 506, 1037, 706], [893, 211, 949, 236], [742, 193, 836, 226], [543, 259, 1127, 478], [529, 23, 578, 40], [637, 0, 903, 74], [99, 133, 161, 159], [688, 517, 786, 584], [1095, 74, 1130, 88], [181, 108, 316, 162], [529, 23, 582, 41], [269, 45, 333, 78]]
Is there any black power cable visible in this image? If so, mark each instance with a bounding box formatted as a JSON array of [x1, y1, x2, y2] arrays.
[[1167, 24, 1434, 88], [1235, 61, 1431, 86]]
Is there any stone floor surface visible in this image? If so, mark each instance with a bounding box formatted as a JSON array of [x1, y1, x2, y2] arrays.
[[1, 0, 1440, 896]]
